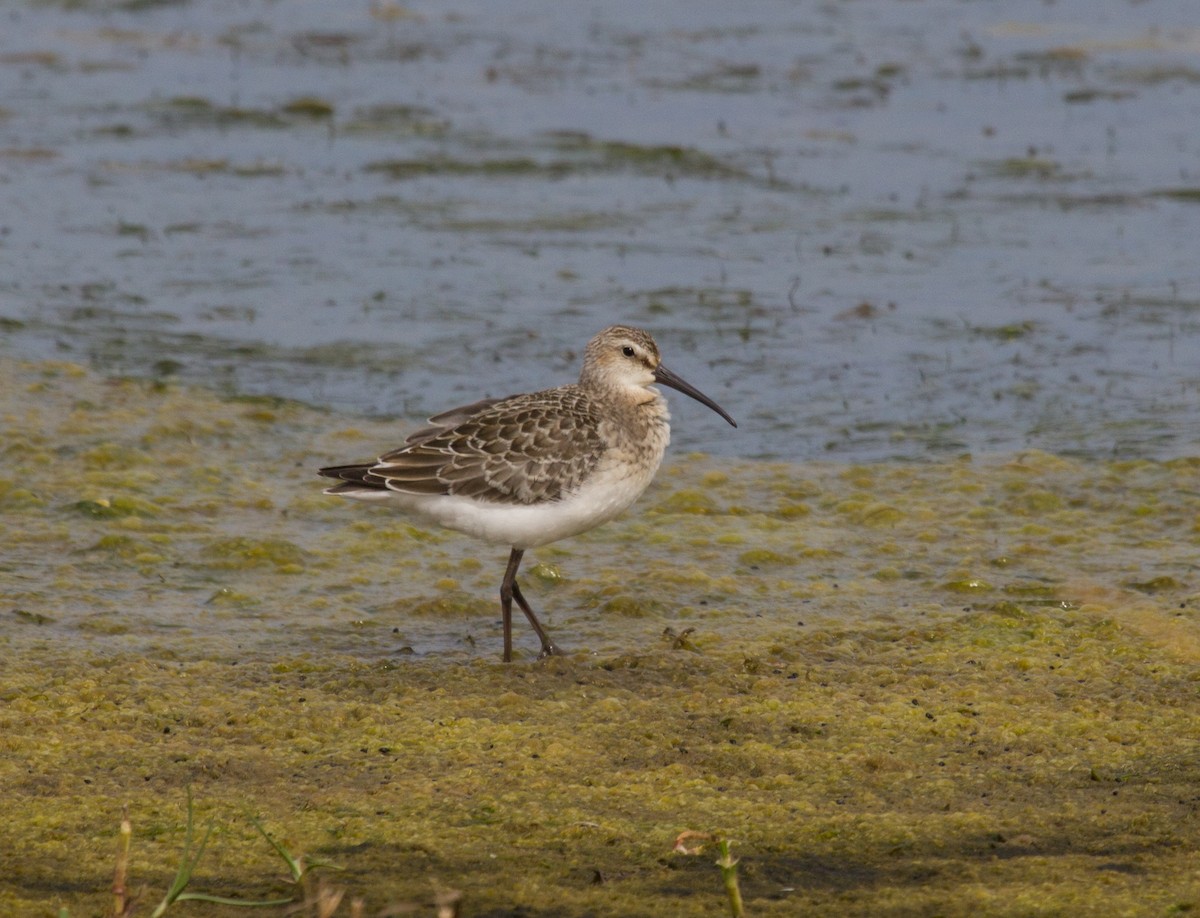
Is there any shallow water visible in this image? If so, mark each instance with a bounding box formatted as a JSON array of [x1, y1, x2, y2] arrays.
[[3, 358, 1196, 663], [2, 0, 1199, 460]]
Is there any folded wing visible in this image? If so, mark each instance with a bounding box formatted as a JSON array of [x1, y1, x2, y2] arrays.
[[319, 388, 606, 505]]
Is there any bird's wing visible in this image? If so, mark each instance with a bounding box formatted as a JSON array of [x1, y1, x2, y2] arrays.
[[402, 397, 508, 446], [368, 387, 607, 505], [318, 397, 522, 492]]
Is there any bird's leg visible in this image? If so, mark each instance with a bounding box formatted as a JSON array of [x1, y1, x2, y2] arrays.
[[500, 547, 561, 661], [500, 548, 521, 663], [511, 579, 561, 659]]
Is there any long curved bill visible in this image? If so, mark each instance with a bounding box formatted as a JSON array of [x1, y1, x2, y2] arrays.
[[654, 364, 737, 427]]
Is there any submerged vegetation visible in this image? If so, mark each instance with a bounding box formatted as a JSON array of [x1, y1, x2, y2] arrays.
[[1, 358, 1197, 916]]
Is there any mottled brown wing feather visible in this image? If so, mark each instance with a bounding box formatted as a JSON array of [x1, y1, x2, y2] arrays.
[[401, 397, 507, 446], [370, 386, 606, 505]]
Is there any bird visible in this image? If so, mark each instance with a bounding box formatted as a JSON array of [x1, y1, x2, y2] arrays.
[[318, 325, 737, 661]]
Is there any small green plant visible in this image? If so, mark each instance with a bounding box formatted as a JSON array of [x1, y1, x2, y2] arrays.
[[110, 787, 293, 917], [62, 789, 458, 917], [673, 830, 745, 918]]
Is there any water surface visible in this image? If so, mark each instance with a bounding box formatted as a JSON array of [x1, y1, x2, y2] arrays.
[[1, 0, 1198, 460]]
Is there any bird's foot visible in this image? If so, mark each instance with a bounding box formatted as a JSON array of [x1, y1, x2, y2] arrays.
[[537, 641, 564, 660]]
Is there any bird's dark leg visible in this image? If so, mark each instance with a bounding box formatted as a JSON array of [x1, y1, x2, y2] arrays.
[[500, 548, 520, 662], [500, 547, 561, 661], [511, 579, 561, 659]]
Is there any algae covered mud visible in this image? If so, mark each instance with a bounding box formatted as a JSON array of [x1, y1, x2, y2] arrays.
[[2, 358, 1198, 916]]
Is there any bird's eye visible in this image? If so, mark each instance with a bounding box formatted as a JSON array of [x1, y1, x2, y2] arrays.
[[622, 345, 636, 358]]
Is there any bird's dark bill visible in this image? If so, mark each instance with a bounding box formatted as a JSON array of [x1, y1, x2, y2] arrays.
[[653, 365, 737, 427]]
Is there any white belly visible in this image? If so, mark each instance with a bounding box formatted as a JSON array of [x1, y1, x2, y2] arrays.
[[333, 450, 663, 549]]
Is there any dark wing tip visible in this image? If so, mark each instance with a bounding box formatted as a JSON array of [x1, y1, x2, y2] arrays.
[[318, 463, 390, 490], [318, 463, 368, 480]]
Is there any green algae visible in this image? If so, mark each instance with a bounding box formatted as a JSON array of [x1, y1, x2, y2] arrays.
[[654, 488, 720, 514], [739, 548, 791, 566], [68, 495, 162, 518], [941, 579, 995, 594], [1122, 576, 1183, 594], [1150, 187, 1200, 203], [981, 157, 1063, 180], [364, 155, 546, 180], [204, 588, 261, 609], [147, 96, 293, 130], [82, 533, 167, 565], [201, 537, 309, 573], [340, 103, 450, 138], [1, 357, 1199, 916], [527, 561, 563, 584], [6, 620, 1198, 916], [281, 96, 335, 119], [362, 135, 761, 187]]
